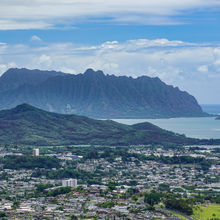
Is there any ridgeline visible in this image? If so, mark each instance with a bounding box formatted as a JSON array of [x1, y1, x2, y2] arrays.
[[0, 68, 208, 119], [0, 104, 217, 146]]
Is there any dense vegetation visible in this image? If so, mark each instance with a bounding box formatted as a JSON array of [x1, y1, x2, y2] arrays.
[[165, 198, 193, 215], [144, 155, 212, 170], [0, 212, 7, 218], [47, 187, 72, 197], [1, 155, 61, 169], [32, 185, 72, 198], [82, 147, 213, 170], [32, 168, 93, 180], [125, 189, 195, 216], [0, 104, 218, 146]]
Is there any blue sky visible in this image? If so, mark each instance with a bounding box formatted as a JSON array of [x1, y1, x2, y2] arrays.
[[1, 0, 220, 104]]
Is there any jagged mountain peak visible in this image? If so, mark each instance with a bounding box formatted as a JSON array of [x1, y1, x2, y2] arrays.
[[0, 68, 66, 93], [0, 68, 206, 118], [83, 68, 105, 77], [2, 67, 68, 80], [11, 103, 38, 112]]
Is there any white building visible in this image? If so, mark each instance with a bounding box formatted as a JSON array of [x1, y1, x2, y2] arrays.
[[62, 179, 77, 188], [33, 148, 39, 156]]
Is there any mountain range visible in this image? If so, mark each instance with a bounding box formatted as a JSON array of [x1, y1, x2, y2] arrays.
[[0, 68, 206, 118], [0, 104, 215, 146]]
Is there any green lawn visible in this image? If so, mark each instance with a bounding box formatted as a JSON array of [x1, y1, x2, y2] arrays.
[[192, 204, 220, 220], [168, 210, 189, 220]]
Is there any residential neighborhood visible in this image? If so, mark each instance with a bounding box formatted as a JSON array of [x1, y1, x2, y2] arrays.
[[0, 144, 219, 219]]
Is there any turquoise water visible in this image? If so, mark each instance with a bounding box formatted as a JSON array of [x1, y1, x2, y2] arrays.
[[201, 104, 220, 115], [113, 117, 220, 139]]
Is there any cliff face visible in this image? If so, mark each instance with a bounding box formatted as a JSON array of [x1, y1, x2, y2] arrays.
[[0, 68, 206, 118]]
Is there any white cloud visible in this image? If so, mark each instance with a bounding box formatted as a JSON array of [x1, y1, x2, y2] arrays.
[[198, 65, 208, 72], [0, 62, 17, 75], [30, 35, 42, 42], [0, 20, 52, 30], [60, 67, 76, 74], [37, 54, 52, 67], [0, 64, 7, 74], [0, 0, 220, 29], [1, 38, 220, 103]]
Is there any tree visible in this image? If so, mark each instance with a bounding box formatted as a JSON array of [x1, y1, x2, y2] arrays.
[[165, 198, 193, 215], [158, 183, 170, 192], [12, 201, 20, 209], [108, 183, 116, 191], [0, 212, 7, 217], [70, 215, 78, 220], [144, 192, 161, 206]]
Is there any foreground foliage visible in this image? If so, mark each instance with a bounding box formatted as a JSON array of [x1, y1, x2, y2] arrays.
[[1, 155, 61, 169]]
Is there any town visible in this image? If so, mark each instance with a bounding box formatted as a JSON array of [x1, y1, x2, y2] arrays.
[[0, 144, 219, 219]]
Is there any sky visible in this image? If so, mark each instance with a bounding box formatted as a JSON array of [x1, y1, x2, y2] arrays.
[[0, 0, 220, 104]]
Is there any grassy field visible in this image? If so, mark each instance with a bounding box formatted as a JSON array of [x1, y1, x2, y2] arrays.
[[192, 204, 220, 220], [168, 210, 188, 220]]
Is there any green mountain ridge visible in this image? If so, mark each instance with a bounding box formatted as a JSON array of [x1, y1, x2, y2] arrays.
[[0, 104, 217, 146]]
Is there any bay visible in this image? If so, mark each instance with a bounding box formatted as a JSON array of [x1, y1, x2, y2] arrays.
[[113, 117, 220, 139]]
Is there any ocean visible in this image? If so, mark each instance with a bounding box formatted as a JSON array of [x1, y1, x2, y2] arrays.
[[112, 105, 220, 139], [113, 117, 220, 139]]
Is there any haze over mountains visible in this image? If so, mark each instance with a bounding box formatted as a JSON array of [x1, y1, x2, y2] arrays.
[[216, 116, 220, 120], [0, 68, 206, 119]]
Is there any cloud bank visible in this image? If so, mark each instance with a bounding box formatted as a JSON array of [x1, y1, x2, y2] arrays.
[[0, 37, 220, 103], [0, 0, 220, 29]]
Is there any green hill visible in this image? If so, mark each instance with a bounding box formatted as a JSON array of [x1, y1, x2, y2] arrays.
[[0, 104, 215, 146]]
